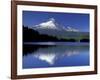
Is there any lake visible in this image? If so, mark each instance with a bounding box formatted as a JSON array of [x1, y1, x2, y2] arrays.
[[23, 42, 89, 69]]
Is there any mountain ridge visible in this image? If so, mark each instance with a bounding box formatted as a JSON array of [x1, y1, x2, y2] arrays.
[[32, 18, 79, 32], [23, 18, 89, 42]]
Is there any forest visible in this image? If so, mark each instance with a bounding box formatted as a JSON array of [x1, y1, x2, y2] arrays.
[[23, 26, 89, 42]]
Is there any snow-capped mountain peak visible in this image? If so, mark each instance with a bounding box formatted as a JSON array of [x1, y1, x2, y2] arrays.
[[33, 18, 79, 32], [34, 18, 59, 30], [49, 18, 55, 22]]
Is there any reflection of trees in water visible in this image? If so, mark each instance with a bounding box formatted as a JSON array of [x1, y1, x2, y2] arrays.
[[23, 45, 89, 56], [23, 44, 56, 56]]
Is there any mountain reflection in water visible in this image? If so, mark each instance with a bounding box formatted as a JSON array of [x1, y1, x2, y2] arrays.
[[23, 42, 89, 69]]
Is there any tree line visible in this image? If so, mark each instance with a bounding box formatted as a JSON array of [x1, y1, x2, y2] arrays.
[[23, 26, 89, 42]]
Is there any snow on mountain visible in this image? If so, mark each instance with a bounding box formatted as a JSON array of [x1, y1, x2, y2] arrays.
[[65, 26, 79, 32], [34, 18, 59, 30], [33, 18, 79, 32]]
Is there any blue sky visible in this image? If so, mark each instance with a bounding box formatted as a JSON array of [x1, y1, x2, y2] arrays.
[[23, 11, 89, 32]]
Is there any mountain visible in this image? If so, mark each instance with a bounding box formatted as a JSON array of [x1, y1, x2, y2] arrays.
[[32, 18, 88, 39], [23, 26, 89, 42], [23, 18, 89, 42], [34, 18, 59, 30], [64, 26, 79, 32], [33, 18, 79, 32]]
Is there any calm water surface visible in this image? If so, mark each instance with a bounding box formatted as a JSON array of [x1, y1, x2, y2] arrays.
[[23, 42, 89, 69]]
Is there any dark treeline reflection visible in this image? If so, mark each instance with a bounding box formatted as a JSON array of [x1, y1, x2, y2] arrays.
[[23, 44, 56, 56], [23, 44, 89, 56], [23, 26, 89, 42]]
